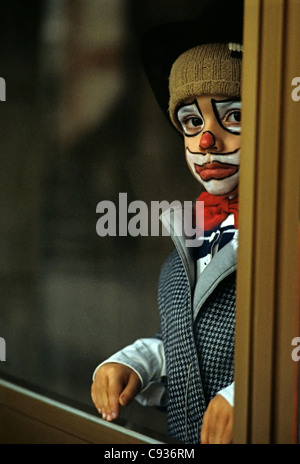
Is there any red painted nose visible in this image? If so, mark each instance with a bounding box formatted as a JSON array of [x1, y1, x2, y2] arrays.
[[200, 131, 215, 149]]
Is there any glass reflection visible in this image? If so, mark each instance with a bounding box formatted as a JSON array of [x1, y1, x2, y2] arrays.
[[0, 0, 200, 440]]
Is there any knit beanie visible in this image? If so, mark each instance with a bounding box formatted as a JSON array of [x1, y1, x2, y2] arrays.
[[168, 43, 242, 132]]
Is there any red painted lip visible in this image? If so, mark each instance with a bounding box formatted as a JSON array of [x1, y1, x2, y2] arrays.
[[195, 162, 239, 181]]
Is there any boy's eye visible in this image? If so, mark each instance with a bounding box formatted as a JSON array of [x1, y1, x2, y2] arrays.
[[190, 117, 201, 126], [213, 99, 242, 135], [222, 109, 241, 134], [185, 116, 204, 130], [177, 103, 204, 136], [226, 110, 241, 123]]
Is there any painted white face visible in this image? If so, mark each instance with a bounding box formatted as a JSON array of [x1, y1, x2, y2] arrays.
[[176, 95, 241, 196]]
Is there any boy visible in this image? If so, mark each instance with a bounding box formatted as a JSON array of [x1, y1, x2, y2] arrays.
[[91, 6, 243, 445]]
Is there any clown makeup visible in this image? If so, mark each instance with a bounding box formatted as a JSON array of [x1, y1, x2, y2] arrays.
[[212, 99, 241, 135], [176, 102, 204, 136], [177, 95, 241, 196]]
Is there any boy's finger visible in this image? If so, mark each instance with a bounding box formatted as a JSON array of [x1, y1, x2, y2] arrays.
[[119, 373, 141, 406]]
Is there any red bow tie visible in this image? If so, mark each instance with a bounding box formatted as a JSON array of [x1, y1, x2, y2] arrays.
[[196, 190, 239, 231]]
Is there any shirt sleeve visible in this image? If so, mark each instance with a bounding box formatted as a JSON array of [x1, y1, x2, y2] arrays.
[[217, 381, 234, 407], [92, 337, 167, 407]]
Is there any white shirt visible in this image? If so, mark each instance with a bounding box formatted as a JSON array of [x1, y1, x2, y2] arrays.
[[93, 337, 234, 407], [93, 215, 237, 408]]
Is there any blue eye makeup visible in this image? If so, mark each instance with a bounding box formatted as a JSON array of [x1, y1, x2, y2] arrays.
[[177, 98, 242, 136], [177, 102, 204, 136], [212, 99, 242, 135]]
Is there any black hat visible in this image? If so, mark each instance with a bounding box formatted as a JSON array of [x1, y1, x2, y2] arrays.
[[140, 0, 244, 120]]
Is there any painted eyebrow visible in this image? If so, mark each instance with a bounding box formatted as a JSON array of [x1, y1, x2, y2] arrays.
[[211, 98, 242, 110], [177, 101, 201, 117], [211, 99, 242, 118], [212, 98, 241, 103]]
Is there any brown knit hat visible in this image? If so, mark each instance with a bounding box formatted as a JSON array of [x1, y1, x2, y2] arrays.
[[169, 43, 242, 132]]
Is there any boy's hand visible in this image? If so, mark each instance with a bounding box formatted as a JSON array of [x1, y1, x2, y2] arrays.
[[200, 395, 233, 444], [91, 362, 141, 421]]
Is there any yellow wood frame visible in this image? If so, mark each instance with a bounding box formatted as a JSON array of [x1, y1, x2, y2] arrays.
[[0, 379, 164, 444], [234, 0, 300, 444]]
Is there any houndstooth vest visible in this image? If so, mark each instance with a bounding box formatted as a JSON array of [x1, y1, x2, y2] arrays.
[[158, 225, 236, 444]]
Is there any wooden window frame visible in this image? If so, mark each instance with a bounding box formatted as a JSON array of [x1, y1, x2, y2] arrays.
[[233, 0, 300, 444], [0, 378, 166, 444]]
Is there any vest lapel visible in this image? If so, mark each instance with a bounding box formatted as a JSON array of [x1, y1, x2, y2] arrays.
[[193, 242, 237, 320], [160, 206, 195, 287]]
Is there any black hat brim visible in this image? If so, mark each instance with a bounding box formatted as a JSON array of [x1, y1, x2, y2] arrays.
[[140, 0, 244, 119]]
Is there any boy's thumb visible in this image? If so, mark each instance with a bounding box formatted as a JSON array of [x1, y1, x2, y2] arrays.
[[119, 374, 141, 406]]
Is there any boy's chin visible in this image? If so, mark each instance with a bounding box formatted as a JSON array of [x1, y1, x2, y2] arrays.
[[197, 177, 239, 196]]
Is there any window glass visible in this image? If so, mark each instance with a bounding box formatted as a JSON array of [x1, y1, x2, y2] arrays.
[[0, 0, 202, 440]]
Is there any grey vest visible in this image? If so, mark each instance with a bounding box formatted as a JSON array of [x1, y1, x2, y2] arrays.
[[158, 209, 236, 444]]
